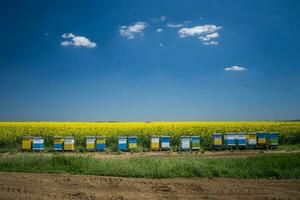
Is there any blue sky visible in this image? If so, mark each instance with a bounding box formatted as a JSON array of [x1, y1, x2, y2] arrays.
[[0, 0, 299, 121]]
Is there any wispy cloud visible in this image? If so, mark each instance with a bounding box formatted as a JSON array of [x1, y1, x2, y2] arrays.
[[203, 41, 219, 46], [178, 24, 222, 45], [159, 43, 164, 46], [199, 32, 219, 41], [151, 16, 167, 23], [178, 25, 221, 37], [166, 23, 184, 28], [61, 33, 96, 48], [156, 28, 163, 33], [224, 66, 248, 72], [119, 22, 148, 39]]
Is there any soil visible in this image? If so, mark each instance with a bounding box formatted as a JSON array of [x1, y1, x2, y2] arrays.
[[0, 172, 299, 200]]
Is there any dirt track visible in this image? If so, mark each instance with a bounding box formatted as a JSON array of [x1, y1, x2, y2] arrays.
[[0, 172, 299, 200]]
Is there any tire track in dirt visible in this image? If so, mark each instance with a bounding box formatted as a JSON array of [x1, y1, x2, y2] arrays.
[[0, 172, 299, 200]]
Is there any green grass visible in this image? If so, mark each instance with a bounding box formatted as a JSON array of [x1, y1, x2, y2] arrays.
[[0, 153, 299, 179], [277, 144, 300, 151]]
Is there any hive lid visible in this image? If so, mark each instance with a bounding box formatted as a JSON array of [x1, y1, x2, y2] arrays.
[[118, 136, 127, 139], [53, 136, 63, 138], [96, 135, 106, 138], [128, 136, 137, 138], [32, 136, 43, 139], [64, 136, 75, 139], [213, 133, 223, 135], [85, 136, 96, 138]]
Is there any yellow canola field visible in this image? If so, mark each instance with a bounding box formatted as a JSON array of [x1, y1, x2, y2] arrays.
[[0, 122, 299, 144]]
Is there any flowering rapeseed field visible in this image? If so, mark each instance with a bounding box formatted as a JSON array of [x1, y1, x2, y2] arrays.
[[0, 122, 299, 148]]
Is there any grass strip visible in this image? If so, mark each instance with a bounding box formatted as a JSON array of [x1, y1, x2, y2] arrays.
[[0, 153, 299, 179]]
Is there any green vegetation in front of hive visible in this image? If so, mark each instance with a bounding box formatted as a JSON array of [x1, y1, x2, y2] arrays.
[[0, 153, 299, 179]]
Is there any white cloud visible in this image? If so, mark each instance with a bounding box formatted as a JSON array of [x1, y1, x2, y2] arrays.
[[119, 22, 148, 39], [178, 25, 221, 38], [61, 41, 73, 46], [156, 28, 163, 33], [199, 32, 219, 41], [159, 43, 164, 46], [61, 33, 96, 48], [166, 23, 184, 28], [224, 66, 248, 72], [62, 33, 75, 39], [178, 24, 222, 45]]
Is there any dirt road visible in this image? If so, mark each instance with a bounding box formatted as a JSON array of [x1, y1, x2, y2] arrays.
[[0, 172, 299, 200]]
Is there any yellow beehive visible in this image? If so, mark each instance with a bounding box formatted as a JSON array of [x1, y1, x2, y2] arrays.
[[64, 136, 75, 151], [21, 136, 32, 151], [85, 136, 96, 151], [151, 136, 160, 150]]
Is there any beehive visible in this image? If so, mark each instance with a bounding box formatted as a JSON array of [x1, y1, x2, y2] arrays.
[[180, 136, 191, 150], [128, 136, 137, 149], [224, 133, 235, 147], [247, 133, 257, 146], [257, 132, 267, 146], [191, 136, 201, 150], [236, 132, 247, 146], [85, 136, 96, 151], [32, 137, 44, 151], [96, 136, 106, 151], [21, 136, 32, 151], [161, 136, 170, 150], [212, 133, 223, 148], [64, 136, 75, 151], [53, 136, 64, 151], [151, 136, 160, 150], [118, 136, 127, 151], [268, 132, 279, 147]]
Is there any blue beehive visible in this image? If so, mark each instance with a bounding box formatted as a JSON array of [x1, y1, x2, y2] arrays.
[[160, 136, 170, 150], [236, 132, 247, 146], [53, 136, 64, 151], [191, 136, 201, 150], [96, 136, 106, 151], [268, 132, 279, 147], [212, 133, 223, 148], [257, 132, 267, 146], [32, 137, 44, 151], [224, 133, 235, 147], [118, 136, 127, 151], [128, 136, 137, 149]]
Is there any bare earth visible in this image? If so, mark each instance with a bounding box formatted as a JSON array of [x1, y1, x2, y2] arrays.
[[0, 172, 299, 200]]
